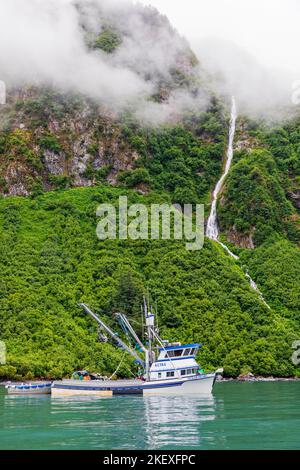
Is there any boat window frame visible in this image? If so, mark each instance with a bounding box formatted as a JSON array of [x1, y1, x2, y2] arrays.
[[166, 371, 175, 377], [173, 349, 183, 357], [183, 348, 191, 356], [165, 350, 175, 358]]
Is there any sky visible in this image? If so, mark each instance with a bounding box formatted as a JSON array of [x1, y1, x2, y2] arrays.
[[138, 0, 300, 115], [139, 0, 300, 76]]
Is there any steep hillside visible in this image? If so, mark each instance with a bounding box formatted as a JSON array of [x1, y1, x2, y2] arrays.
[[0, 88, 226, 207], [0, 186, 299, 380], [218, 117, 300, 247], [0, 0, 219, 200]]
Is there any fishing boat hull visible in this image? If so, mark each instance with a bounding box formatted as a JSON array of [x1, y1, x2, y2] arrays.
[[143, 374, 215, 396], [51, 373, 216, 397]]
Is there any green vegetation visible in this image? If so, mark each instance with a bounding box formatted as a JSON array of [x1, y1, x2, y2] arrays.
[[0, 0, 299, 384], [94, 28, 122, 53], [0, 129, 42, 172], [38, 133, 62, 154], [241, 235, 300, 319], [48, 175, 71, 190], [218, 149, 299, 245], [120, 102, 227, 205], [0, 186, 299, 380], [19, 89, 85, 128], [260, 121, 300, 180], [118, 168, 151, 188], [216, 114, 300, 249]]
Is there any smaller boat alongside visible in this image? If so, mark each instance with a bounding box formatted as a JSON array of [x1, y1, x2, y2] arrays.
[[5, 382, 52, 395]]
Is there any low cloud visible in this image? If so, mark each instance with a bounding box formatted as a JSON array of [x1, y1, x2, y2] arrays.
[[140, 0, 300, 120], [195, 38, 294, 120], [0, 0, 210, 123]]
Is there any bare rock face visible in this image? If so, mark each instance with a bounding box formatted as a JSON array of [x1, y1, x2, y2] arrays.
[[4, 163, 32, 197], [288, 189, 300, 211], [43, 150, 65, 176], [8, 182, 29, 197], [237, 372, 255, 381], [0, 89, 143, 196], [226, 228, 255, 249]]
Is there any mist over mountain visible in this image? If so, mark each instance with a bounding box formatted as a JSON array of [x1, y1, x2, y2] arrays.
[[195, 38, 295, 119], [0, 0, 210, 123], [141, 0, 300, 119]]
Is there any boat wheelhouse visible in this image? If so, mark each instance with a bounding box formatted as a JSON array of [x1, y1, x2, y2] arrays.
[[149, 343, 202, 381]]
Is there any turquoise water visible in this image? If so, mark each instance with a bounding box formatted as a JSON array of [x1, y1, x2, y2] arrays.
[[0, 382, 299, 450]]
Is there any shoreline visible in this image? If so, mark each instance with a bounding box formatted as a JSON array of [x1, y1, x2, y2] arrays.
[[216, 376, 300, 383], [1, 377, 300, 387]]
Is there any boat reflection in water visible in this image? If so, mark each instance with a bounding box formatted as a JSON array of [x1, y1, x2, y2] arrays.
[[143, 394, 218, 449]]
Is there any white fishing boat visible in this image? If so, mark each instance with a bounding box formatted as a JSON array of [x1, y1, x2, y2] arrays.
[[52, 301, 222, 397]]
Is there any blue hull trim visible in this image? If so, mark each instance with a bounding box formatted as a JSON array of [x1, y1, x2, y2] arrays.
[[53, 381, 183, 393], [52, 375, 213, 395]]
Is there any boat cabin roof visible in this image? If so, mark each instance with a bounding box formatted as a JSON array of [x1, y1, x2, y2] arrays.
[[158, 343, 201, 352]]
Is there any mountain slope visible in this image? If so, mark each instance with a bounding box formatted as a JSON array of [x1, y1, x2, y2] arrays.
[[0, 186, 299, 379], [0, 0, 299, 380]]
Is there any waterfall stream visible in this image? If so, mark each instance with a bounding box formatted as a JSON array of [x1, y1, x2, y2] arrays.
[[206, 97, 270, 308], [206, 97, 237, 242]]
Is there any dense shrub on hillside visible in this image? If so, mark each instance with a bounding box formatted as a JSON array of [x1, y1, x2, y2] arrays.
[[218, 149, 300, 245], [127, 122, 226, 204], [94, 28, 122, 53], [241, 235, 300, 318], [0, 186, 299, 379], [38, 133, 62, 154], [0, 129, 42, 171]]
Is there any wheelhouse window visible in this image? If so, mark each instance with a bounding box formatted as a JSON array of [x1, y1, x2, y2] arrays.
[[158, 373, 162, 378], [165, 349, 183, 358], [181, 369, 198, 376], [174, 349, 183, 357], [166, 371, 175, 377], [165, 350, 174, 358], [183, 348, 191, 356]]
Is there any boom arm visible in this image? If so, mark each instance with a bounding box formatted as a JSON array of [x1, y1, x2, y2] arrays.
[[115, 313, 147, 353], [78, 303, 145, 367]]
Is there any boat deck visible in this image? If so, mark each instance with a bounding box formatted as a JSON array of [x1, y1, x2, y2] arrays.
[[57, 379, 144, 388], [52, 378, 147, 396]]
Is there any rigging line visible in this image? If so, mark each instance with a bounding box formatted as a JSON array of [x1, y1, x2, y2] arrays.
[[151, 329, 177, 372], [108, 350, 127, 380]]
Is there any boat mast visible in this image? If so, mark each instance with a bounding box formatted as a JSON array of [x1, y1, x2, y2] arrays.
[[143, 296, 155, 380], [78, 303, 145, 367]]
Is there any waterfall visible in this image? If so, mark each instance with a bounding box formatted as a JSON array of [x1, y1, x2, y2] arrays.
[[206, 96, 237, 241], [206, 97, 270, 308]]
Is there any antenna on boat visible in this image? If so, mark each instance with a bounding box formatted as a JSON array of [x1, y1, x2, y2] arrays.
[[141, 304, 145, 342], [155, 298, 159, 332]]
